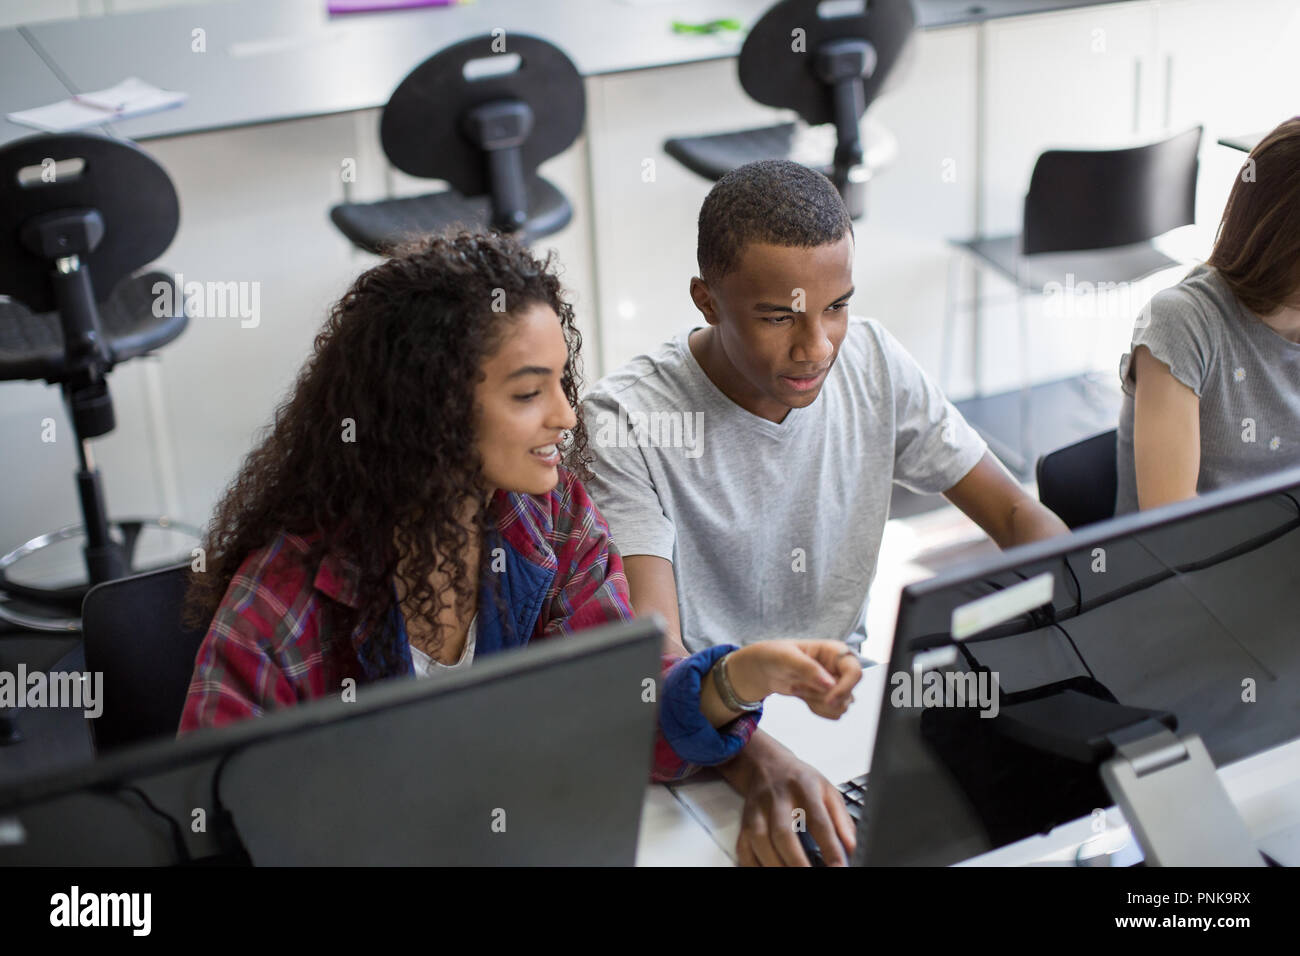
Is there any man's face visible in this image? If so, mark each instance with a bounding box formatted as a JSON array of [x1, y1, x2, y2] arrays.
[[690, 234, 854, 420]]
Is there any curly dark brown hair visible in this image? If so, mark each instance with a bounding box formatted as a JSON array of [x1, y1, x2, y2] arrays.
[[182, 230, 591, 676]]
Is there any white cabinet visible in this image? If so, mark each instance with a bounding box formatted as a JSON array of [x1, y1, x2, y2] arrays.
[[1156, 0, 1300, 251], [980, 1, 1160, 238]]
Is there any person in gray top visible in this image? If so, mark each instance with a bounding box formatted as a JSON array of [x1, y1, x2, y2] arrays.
[[582, 160, 1069, 867], [1118, 118, 1300, 513]]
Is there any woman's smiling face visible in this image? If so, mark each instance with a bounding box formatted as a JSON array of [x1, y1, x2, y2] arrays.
[[474, 301, 578, 497]]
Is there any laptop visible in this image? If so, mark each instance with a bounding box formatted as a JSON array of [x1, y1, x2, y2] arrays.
[[0, 616, 664, 865]]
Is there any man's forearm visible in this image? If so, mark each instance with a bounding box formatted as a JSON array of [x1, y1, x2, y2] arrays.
[[716, 727, 791, 794], [1005, 498, 1069, 547]]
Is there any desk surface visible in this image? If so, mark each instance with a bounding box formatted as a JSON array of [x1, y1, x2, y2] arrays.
[[0, 27, 91, 147], [4, 0, 1140, 146]]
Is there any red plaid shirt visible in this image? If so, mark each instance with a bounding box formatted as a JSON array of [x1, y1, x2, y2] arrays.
[[178, 467, 757, 781]]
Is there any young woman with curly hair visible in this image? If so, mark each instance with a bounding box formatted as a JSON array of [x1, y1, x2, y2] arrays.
[[178, 230, 862, 784]]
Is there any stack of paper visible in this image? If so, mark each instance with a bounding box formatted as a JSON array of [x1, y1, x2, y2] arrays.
[[6, 78, 187, 133]]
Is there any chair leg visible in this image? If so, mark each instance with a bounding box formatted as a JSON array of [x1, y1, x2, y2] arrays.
[[941, 252, 957, 393], [1017, 285, 1033, 477]]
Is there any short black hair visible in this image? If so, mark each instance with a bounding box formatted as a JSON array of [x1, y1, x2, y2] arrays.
[[696, 160, 853, 284]]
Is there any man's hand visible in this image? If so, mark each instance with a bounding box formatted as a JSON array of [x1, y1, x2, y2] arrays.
[[729, 640, 862, 719], [721, 731, 856, 867]]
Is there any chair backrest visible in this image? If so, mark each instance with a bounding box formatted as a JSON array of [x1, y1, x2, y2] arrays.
[[1035, 429, 1119, 530], [81, 563, 208, 752], [0, 133, 179, 314], [1022, 126, 1202, 255], [380, 33, 584, 227], [737, 0, 915, 126]]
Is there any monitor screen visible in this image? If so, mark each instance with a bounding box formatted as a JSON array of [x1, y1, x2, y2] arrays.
[[860, 467, 1300, 866]]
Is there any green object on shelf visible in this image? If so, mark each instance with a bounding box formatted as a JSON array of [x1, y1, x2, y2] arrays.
[[671, 18, 743, 35]]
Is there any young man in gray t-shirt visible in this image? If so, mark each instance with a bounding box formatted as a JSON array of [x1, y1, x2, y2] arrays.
[[581, 160, 1068, 867]]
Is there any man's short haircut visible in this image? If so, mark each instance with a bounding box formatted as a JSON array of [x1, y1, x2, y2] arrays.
[[696, 160, 854, 285]]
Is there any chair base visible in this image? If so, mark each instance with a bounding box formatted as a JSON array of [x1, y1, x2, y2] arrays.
[[0, 516, 202, 634]]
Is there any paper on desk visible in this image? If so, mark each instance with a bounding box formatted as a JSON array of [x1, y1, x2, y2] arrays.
[[7, 78, 186, 132]]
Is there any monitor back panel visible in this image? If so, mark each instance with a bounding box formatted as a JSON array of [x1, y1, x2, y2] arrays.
[[858, 478, 1300, 866]]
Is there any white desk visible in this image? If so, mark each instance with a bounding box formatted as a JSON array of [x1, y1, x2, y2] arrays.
[[961, 737, 1300, 867]]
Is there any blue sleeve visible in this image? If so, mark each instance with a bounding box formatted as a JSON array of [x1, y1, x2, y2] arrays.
[[658, 644, 763, 767]]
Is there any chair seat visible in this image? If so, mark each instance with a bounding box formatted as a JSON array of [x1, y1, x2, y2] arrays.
[[953, 234, 1184, 291], [330, 176, 572, 254], [664, 119, 898, 183], [0, 271, 188, 383]]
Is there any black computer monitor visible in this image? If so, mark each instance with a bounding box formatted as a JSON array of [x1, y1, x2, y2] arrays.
[[0, 617, 663, 865], [858, 466, 1300, 866]]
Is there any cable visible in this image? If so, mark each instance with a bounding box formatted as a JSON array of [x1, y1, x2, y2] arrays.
[[209, 748, 253, 865], [98, 784, 191, 863]]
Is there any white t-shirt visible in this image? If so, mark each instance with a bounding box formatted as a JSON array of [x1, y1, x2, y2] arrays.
[[582, 317, 987, 653], [410, 615, 478, 678]]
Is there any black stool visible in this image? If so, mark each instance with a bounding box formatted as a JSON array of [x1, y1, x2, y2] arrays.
[[664, 0, 916, 219], [331, 33, 586, 253], [0, 133, 199, 636]]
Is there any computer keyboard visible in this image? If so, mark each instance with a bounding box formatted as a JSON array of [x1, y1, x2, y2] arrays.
[[797, 772, 870, 866], [836, 772, 870, 823]]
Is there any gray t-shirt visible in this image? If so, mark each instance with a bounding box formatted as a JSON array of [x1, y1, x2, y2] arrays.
[[581, 317, 988, 653], [1116, 265, 1300, 514]]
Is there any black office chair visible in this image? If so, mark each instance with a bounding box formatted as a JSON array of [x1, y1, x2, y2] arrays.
[[81, 562, 207, 752], [943, 126, 1202, 475], [1035, 429, 1119, 530], [663, 0, 916, 219], [330, 34, 586, 253], [0, 133, 201, 634]]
